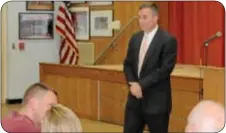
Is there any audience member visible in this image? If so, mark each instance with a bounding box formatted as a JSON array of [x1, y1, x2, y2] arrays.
[[1, 82, 58, 132], [185, 100, 224, 132], [41, 104, 82, 132]]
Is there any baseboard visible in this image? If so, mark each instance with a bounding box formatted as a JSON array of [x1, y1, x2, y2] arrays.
[[6, 99, 22, 104]]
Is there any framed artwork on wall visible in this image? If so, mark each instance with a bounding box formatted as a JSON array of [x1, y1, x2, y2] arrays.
[[90, 10, 113, 37], [19, 13, 54, 39], [26, 1, 54, 11], [70, 7, 90, 40]]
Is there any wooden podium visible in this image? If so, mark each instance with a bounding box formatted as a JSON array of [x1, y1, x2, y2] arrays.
[[203, 67, 225, 105], [39, 63, 203, 132]]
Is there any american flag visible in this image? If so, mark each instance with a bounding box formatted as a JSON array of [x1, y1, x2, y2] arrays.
[[55, 1, 79, 64]]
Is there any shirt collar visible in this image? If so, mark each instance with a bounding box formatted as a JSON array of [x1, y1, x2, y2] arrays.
[[144, 25, 159, 39]]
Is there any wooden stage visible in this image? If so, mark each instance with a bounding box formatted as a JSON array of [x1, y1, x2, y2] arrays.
[[39, 63, 224, 132]]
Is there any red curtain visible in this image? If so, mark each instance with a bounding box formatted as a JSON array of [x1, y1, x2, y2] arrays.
[[168, 1, 225, 67]]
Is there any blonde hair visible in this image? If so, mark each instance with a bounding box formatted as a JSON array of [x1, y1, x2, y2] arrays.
[[41, 104, 82, 132]]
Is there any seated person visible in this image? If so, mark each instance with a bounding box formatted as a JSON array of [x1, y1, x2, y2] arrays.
[[41, 104, 82, 132], [185, 100, 224, 132], [1, 82, 58, 132]]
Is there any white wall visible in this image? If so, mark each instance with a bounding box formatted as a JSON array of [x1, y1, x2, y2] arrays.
[[6, 1, 60, 100], [1, 3, 8, 103]]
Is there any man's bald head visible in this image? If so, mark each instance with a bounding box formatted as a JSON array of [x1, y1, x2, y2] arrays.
[[185, 100, 225, 132]]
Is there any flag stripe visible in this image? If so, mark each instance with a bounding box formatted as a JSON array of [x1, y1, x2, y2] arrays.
[[59, 6, 73, 25], [56, 17, 78, 53], [57, 13, 74, 36], [61, 45, 70, 64], [60, 39, 66, 57], [69, 51, 75, 64]]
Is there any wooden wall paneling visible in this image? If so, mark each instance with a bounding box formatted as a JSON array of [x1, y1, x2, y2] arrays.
[[42, 73, 99, 120], [93, 38, 113, 60], [99, 81, 128, 125], [203, 68, 225, 105], [171, 76, 202, 92], [72, 77, 98, 120], [169, 91, 199, 132]]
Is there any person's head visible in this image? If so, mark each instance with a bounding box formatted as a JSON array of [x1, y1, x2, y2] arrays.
[[21, 82, 58, 123], [138, 3, 159, 33], [185, 100, 225, 132], [41, 104, 82, 132]]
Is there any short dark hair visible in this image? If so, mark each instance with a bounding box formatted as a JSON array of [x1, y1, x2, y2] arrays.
[[23, 82, 58, 104], [139, 3, 158, 16]]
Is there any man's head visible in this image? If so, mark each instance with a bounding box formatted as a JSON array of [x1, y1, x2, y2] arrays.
[[138, 3, 159, 33], [185, 100, 225, 132], [22, 82, 58, 123]]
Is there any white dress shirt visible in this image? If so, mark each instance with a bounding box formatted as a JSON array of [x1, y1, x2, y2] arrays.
[[141, 25, 159, 53], [138, 25, 159, 76]]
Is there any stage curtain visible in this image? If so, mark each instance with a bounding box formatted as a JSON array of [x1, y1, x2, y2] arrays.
[[168, 1, 225, 67]]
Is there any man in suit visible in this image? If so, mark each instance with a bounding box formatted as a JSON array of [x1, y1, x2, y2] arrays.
[[123, 3, 177, 133]]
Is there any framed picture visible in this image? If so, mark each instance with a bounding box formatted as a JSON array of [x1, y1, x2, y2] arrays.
[[88, 2, 113, 6], [70, 7, 90, 40], [90, 10, 113, 37], [26, 1, 54, 11], [19, 13, 54, 39]]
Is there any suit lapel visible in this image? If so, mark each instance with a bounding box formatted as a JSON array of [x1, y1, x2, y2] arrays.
[[141, 28, 162, 71]]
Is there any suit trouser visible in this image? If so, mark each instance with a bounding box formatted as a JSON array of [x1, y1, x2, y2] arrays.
[[123, 104, 170, 133]]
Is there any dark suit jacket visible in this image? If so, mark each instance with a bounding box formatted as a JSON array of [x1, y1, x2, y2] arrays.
[[123, 27, 177, 114]]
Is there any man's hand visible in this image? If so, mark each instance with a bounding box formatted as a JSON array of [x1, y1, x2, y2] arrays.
[[129, 82, 143, 99]]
